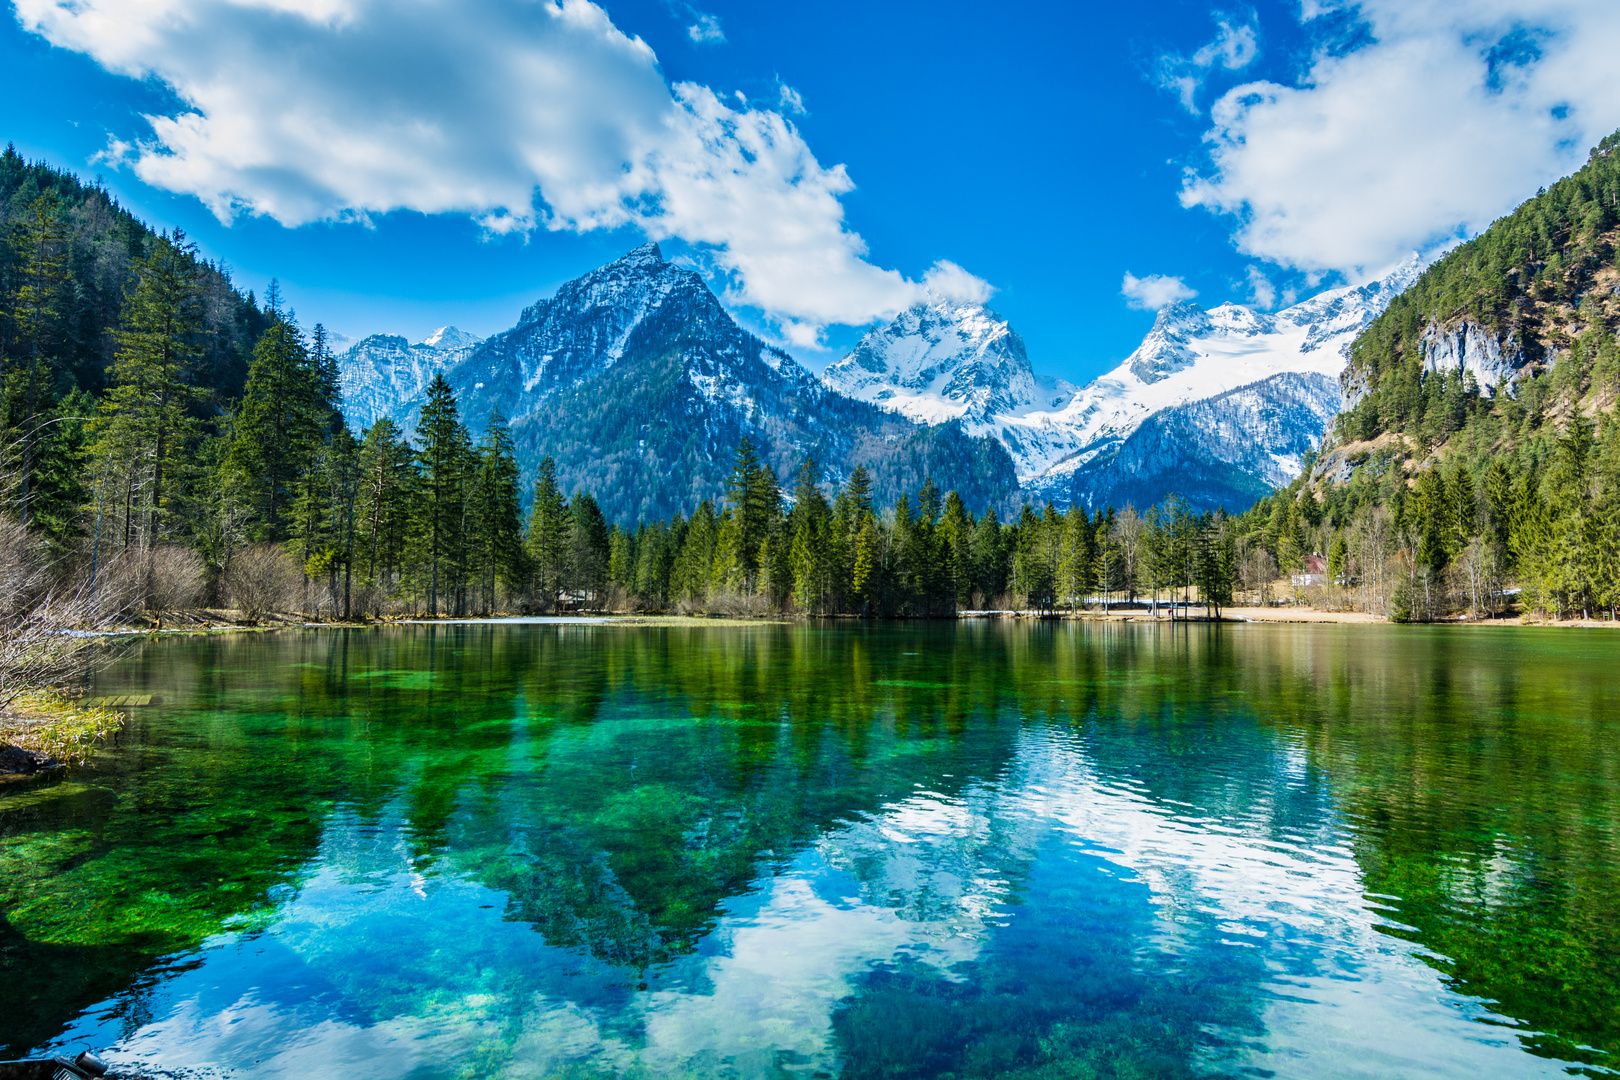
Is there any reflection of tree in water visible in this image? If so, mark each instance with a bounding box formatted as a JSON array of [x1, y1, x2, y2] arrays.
[[3, 622, 1618, 1075], [1089, 624, 1620, 1075]]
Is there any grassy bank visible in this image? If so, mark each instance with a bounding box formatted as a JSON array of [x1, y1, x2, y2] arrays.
[[0, 692, 124, 774]]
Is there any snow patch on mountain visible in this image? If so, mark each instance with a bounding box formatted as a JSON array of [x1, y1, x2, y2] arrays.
[[338, 326, 484, 431], [822, 300, 1070, 426], [823, 255, 1424, 500]]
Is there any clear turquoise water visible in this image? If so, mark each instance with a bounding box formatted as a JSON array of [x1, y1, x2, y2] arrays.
[[2, 620, 1617, 1079]]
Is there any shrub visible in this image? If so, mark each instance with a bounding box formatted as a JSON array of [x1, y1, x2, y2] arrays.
[[226, 545, 300, 623]]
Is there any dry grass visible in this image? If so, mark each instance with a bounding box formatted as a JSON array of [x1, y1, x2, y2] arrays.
[[0, 516, 133, 709], [0, 690, 124, 766]]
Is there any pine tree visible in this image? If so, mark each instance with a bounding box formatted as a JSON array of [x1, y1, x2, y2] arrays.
[[673, 499, 717, 605], [91, 231, 207, 556], [527, 455, 571, 614], [568, 491, 610, 610], [789, 458, 833, 613], [468, 410, 525, 614], [3, 191, 71, 527], [226, 318, 326, 541], [356, 417, 415, 600], [328, 426, 361, 618], [939, 490, 973, 608], [720, 435, 780, 594], [413, 373, 471, 615], [851, 511, 880, 613]]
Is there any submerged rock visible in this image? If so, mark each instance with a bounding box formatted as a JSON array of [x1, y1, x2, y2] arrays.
[[0, 743, 61, 775]]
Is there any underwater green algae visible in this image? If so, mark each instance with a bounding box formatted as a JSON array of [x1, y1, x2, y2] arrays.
[[0, 621, 1616, 1078]]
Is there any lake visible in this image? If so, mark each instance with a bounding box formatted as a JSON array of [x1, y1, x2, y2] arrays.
[[2, 620, 1617, 1079]]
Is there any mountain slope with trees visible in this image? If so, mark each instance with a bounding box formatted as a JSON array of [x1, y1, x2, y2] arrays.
[[403, 244, 1022, 524], [1242, 129, 1620, 620]]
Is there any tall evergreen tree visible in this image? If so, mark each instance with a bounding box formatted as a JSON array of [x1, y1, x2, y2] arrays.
[[527, 455, 571, 614], [413, 373, 471, 615], [91, 231, 207, 555]]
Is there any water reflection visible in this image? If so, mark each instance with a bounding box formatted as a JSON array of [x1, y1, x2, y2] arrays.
[[1, 622, 1616, 1077]]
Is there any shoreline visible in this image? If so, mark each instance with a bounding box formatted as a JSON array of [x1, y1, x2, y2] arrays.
[[0, 692, 125, 782], [85, 607, 1620, 635]]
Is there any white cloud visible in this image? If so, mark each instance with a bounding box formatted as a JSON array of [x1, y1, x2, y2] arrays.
[[1121, 271, 1198, 310], [686, 10, 724, 45], [1158, 14, 1260, 113], [18, 0, 979, 339], [1180, 0, 1620, 278], [777, 82, 807, 117], [922, 261, 995, 304], [1244, 265, 1276, 309]]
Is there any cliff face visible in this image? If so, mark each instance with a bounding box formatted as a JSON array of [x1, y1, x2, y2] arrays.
[[1420, 321, 1528, 393], [1333, 131, 1620, 455]]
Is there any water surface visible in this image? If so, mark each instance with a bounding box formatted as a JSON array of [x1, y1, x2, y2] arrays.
[[2, 621, 1616, 1079]]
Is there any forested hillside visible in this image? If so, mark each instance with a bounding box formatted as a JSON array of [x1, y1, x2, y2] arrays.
[[1238, 130, 1620, 620], [1, 145, 272, 546]]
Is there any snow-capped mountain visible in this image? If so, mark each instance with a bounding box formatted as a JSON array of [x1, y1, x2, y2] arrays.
[[822, 301, 1069, 425], [338, 326, 484, 431], [340, 244, 1019, 523], [825, 256, 1423, 509]]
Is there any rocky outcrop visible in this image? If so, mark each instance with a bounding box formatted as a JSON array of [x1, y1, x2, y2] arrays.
[[1420, 319, 1528, 394], [0, 743, 60, 775], [1127, 301, 1214, 384]]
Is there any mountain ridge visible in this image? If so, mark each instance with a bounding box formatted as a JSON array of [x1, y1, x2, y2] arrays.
[[821, 256, 1425, 510], [339, 244, 1021, 523]]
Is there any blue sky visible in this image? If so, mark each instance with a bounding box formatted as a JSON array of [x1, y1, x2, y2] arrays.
[[4, 0, 1619, 383]]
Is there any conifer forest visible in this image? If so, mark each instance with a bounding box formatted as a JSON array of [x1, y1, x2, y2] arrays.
[[5, 137, 1620, 624]]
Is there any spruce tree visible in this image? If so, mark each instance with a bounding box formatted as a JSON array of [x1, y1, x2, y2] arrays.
[[527, 455, 570, 613], [92, 231, 207, 554], [413, 373, 471, 615]]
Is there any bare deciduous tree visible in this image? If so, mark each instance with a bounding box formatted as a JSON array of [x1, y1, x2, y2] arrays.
[[225, 544, 300, 623], [0, 517, 130, 709]]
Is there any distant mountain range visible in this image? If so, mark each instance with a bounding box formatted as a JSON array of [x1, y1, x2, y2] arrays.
[[337, 244, 1018, 523], [338, 245, 1423, 519], [339, 325, 485, 432], [825, 257, 1422, 509]]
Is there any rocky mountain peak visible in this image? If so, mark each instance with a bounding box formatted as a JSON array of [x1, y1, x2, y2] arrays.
[[821, 299, 1044, 426], [420, 325, 482, 351]]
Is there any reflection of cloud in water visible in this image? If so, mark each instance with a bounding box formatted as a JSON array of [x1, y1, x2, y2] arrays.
[[52, 727, 1565, 1079]]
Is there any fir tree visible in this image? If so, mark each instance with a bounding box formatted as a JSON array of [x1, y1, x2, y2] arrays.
[[527, 456, 571, 614], [92, 231, 207, 554], [413, 373, 471, 615]]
